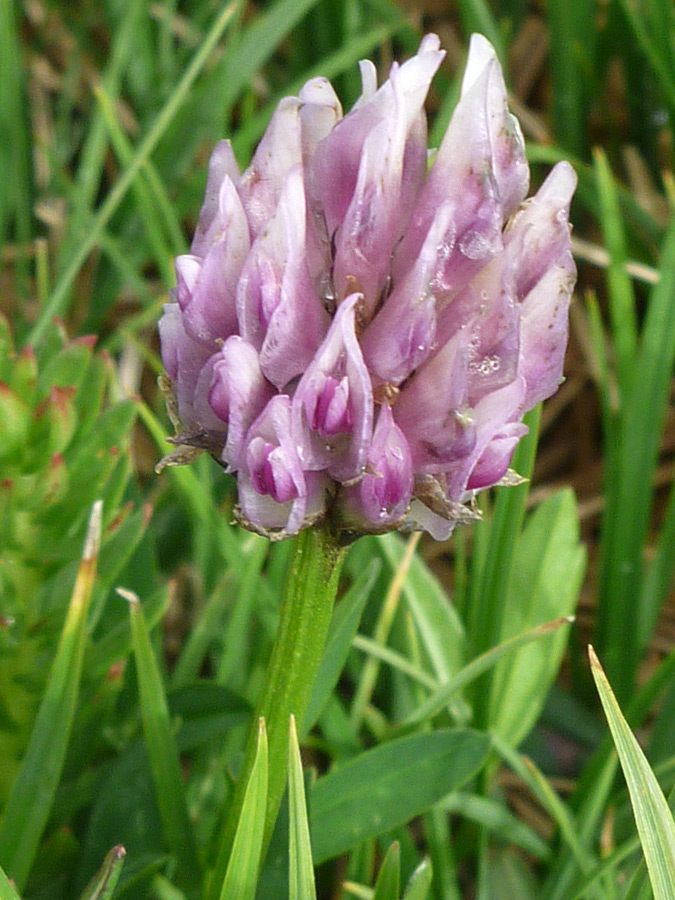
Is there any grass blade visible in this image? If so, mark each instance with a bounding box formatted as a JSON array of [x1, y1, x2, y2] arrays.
[[0, 0, 32, 272], [121, 588, 202, 890], [78, 846, 126, 900], [0, 502, 102, 889], [401, 857, 433, 900], [288, 715, 316, 900], [372, 842, 400, 900], [592, 147, 638, 396], [28, 0, 239, 346], [597, 214, 675, 701], [637, 477, 675, 646], [489, 489, 585, 746], [547, 0, 596, 155], [466, 405, 540, 727], [589, 646, 675, 900], [401, 616, 573, 729], [216, 718, 268, 900]]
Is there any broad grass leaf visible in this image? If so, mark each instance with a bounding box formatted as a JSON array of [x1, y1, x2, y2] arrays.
[[310, 729, 490, 862], [490, 488, 585, 745]]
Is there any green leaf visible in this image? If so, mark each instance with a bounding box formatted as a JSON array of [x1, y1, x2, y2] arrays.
[[375, 533, 466, 718], [590, 646, 675, 900], [123, 588, 202, 890], [440, 793, 550, 860], [0, 502, 102, 889], [487, 849, 539, 900], [401, 616, 573, 730], [401, 858, 433, 900], [75, 743, 164, 892], [217, 718, 268, 900], [489, 488, 585, 745], [372, 842, 400, 900], [310, 729, 490, 863], [466, 406, 541, 729], [78, 846, 126, 900], [288, 715, 316, 900]]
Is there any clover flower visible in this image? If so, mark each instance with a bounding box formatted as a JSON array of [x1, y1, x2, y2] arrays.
[[158, 33, 576, 540]]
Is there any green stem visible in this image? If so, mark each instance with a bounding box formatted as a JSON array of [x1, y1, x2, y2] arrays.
[[209, 522, 346, 898]]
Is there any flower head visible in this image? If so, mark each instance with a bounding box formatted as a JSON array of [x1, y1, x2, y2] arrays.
[[158, 33, 576, 541]]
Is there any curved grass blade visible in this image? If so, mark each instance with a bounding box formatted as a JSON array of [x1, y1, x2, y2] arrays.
[[78, 846, 126, 900], [401, 616, 573, 730], [0, 502, 102, 889], [120, 588, 201, 890], [589, 646, 675, 900], [216, 718, 268, 900], [288, 715, 316, 900]]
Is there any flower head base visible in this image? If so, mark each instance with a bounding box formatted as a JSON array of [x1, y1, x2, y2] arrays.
[[158, 33, 576, 541]]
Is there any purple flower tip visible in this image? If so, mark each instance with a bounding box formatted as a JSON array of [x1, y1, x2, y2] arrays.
[[158, 33, 576, 540]]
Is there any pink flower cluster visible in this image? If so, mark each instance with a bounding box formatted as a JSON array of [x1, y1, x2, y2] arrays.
[[159, 34, 576, 540]]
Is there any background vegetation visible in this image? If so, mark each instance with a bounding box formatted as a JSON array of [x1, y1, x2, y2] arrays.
[[1, 0, 675, 897]]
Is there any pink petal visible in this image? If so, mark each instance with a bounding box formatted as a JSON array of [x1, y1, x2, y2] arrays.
[[394, 330, 476, 474], [176, 178, 250, 344], [237, 97, 303, 239], [461, 35, 529, 217], [158, 302, 222, 431], [518, 251, 576, 408], [394, 58, 504, 296], [350, 402, 413, 526], [191, 141, 241, 256], [292, 293, 373, 482], [209, 336, 274, 470], [236, 167, 329, 388], [238, 395, 326, 534], [361, 201, 455, 385]]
